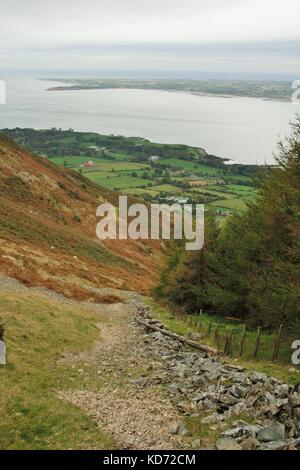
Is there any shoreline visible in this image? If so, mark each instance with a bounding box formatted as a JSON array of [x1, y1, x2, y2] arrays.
[[46, 85, 291, 103]]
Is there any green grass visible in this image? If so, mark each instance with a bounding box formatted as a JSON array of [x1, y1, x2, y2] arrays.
[[0, 290, 116, 450], [151, 184, 182, 193], [83, 162, 150, 172], [49, 156, 150, 172], [161, 159, 224, 176], [125, 188, 160, 196], [145, 298, 300, 385], [47, 155, 254, 214], [209, 197, 248, 211], [86, 173, 151, 190], [192, 187, 233, 199], [225, 184, 255, 193]]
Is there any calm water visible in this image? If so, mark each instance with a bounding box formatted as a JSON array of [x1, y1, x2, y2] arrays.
[[0, 78, 298, 164]]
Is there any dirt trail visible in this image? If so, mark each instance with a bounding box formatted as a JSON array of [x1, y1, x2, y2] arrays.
[[2, 274, 298, 450], [58, 297, 185, 450], [0, 275, 184, 450]]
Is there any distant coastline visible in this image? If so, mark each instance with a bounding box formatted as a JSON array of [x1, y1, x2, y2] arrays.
[[44, 78, 292, 103]]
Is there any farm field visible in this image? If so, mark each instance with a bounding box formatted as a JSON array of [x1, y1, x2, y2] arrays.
[[86, 173, 150, 190], [161, 158, 224, 176], [3, 128, 260, 216]]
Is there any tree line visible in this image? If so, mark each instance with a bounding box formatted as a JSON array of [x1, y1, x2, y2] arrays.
[[155, 119, 300, 331]]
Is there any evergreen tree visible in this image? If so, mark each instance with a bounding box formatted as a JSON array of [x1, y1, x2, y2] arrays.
[[157, 119, 300, 330]]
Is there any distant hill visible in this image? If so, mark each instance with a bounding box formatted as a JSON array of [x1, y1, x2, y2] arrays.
[[0, 134, 161, 298]]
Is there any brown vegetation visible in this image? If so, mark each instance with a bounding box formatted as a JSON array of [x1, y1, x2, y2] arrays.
[[0, 134, 162, 297]]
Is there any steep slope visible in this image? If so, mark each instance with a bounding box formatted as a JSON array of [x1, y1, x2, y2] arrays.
[[0, 134, 161, 298]]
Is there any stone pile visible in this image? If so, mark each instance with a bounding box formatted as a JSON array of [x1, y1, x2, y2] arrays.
[[134, 303, 300, 450]]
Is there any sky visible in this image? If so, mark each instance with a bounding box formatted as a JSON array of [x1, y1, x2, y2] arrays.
[[1, 0, 300, 78]]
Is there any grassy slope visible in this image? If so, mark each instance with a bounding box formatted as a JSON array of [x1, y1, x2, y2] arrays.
[[0, 289, 116, 450], [0, 135, 161, 296]]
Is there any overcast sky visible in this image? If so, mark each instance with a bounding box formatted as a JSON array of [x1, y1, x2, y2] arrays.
[[1, 0, 300, 78]]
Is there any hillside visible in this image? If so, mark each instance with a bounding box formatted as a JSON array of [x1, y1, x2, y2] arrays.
[[1, 133, 300, 452], [2, 128, 258, 219], [0, 134, 161, 298]]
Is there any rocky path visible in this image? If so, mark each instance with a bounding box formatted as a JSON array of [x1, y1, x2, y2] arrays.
[[58, 295, 185, 450], [58, 292, 300, 450], [1, 274, 300, 450], [134, 302, 300, 450]]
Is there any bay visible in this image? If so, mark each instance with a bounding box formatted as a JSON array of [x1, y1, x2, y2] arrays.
[[0, 78, 298, 164]]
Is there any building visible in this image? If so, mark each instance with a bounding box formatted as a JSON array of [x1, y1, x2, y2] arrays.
[[84, 161, 95, 168], [149, 155, 160, 162]]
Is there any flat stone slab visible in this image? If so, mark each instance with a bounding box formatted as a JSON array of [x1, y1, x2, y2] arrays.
[[257, 423, 285, 442], [216, 438, 242, 451], [0, 340, 6, 365]]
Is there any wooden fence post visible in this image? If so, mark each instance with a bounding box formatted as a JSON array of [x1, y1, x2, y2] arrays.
[[253, 326, 261, 358], [198, 309, 203, 329], [239, 325, 246, 357], [223, 335, 229, 355], [226, 330, 233, 356], [272, 324, 283, 362]]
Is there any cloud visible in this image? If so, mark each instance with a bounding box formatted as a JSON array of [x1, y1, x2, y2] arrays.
[[0, 0, 299, 75]]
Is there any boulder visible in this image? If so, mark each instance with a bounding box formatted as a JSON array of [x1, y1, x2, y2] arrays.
[[230, 384, 248, 399], [289, 394, 300, 408], [191, 439, 201, 449], [216, 438, 242, 451], [257, 422, 285, 442], [221, 427, 245, 439], [250, 372, 268, 383], [260, 441, 288, 450], [241, 437, 261, 450]]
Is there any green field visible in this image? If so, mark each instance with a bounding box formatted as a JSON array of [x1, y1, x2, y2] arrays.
[[210, 198, 248, 211], [83, 162, 150, 172], [58, 156, 256, 212], [192, 187, 233, 199], [151, 184, 182, 193], [4, 128, 259, 216], [161, 159, 224, 176], [87, 173, 151, 190], [125, 188, 160, 196]]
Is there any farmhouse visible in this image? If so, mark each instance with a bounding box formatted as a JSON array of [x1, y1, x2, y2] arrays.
[[84, 160, 95, 168]]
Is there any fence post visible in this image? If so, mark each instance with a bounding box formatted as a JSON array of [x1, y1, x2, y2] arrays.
[[239, 325, 246, 357], [226, 330, 233, 356], [223, 335, 229, 355], [253, 326, 261, 358], [272, 324, 283, 362]]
